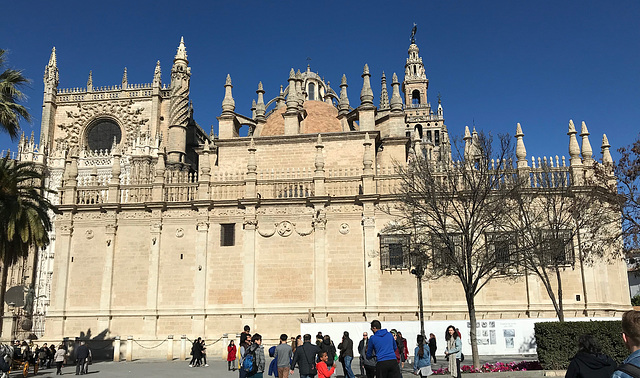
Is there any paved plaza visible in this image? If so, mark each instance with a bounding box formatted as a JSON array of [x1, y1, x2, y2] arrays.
[[14, 354, 562, 378]]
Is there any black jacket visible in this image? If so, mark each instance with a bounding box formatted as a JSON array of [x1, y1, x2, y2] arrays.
[[75, 344, 90, 360], [319, 339, 337, 364], [565, 351, 616, 378], [338, 337, 354, 358], [291, 341, 319, 375]]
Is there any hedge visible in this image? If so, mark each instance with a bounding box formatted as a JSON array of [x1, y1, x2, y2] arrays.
[[534, 320, 628, 370]]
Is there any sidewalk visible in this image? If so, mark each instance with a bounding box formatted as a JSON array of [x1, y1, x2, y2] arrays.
[[18, 356, 562, 378]]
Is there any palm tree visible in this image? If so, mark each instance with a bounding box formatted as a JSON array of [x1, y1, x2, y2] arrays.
[[0, 49, 31, 140], [0, 156, 55, 336]]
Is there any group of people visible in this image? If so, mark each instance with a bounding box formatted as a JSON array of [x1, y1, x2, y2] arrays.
[[188, 337, 209, 367], [5, 339, 90, 376], [226, 321, 460, 378]]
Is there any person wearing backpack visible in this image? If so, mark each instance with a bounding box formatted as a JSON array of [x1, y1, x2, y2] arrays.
[[613, 310, 640, 378], [564, 334, 614, 378], [242, 333, 265, 378]]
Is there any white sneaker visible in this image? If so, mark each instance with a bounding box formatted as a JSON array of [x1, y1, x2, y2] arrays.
[[188, 365, 193, 367], [204, 364, 209, 367]]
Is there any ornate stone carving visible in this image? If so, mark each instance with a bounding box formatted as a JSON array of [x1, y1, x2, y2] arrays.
[[73, 211, 103, 221], [243, 218, 258, 230], [105, 223, 117, 234], [276, 221, 294, 237], [58, 224, 73, 235], [150, 222, 162, 233], [256, 220, 313, 237], [196, 220, 209, 231], [256, 207, 313, 215], [339, 223, 350, 235], [55, 100, 149, 151], [325, 205, 363, 214], [119, 211, 154, 220], [164, 209, 197, 218], [212, 208, 244, 217], [175, 228, 184, 238], [362, 216, 375, 227], [85, 229, 94, 239]]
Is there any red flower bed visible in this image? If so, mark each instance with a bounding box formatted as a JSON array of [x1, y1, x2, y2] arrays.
[[432, 361, 543, 374]]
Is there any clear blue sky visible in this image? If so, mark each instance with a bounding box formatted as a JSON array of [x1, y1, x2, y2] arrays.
[[1, 0, 638, 161]]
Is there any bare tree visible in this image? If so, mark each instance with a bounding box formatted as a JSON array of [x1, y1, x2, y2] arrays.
[[508, 163, 620, 322], [616, 134, 640, 254], [385, 130, 521, 369]]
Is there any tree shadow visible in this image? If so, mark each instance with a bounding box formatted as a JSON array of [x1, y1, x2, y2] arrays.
[[66, 328, 114, 362]]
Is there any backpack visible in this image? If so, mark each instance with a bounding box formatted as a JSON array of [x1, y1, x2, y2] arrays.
[[242, 346, 259, 376], [617, 363, 640, 378]]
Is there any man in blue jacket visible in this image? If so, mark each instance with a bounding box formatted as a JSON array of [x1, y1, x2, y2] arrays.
[[613, 310, 640, 378], [366, 320, 401, 378]]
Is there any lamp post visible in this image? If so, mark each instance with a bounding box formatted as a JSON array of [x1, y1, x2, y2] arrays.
[[411, 261, 425, 337]]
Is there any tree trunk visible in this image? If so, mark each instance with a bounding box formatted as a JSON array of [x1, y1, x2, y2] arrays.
[[467, 293, 480, 369], [0, 254, 10, 337], [555, 267, 565, 322]]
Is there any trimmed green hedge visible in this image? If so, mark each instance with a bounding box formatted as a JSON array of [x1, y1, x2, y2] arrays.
[[534, 320, 628, 370]]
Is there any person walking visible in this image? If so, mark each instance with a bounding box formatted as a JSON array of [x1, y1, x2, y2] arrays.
[[275, 333, 293, 378], [54, 344, 66, 375], [74, 341, 89, 375], [428, 334, 437, 364], [397, 331, 408, 368], [316, 351, 336, 378], [201, 339, 209, 367], [48, 343, 56, 369], [189, 337, 202, 367], [290, 334, 319, 378], [338, 331, 355, 378], [565, 334, 615, 377], [444, 326, 462, 378], [614, 310, 640, 377], [413, 335, 432, 377], [366, 320, 401, 378], [228, 340, 238, 371]]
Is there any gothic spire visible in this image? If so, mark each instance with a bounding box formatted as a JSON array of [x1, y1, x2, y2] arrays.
[[286, 68, 297, 112], [221, 74, 235, 114], [153, 60, 162, 87], [580, 121, 593, 164], [87, 71, 93, 91], [338, 74, 350, 115], [379, 72, 389, 110], [515, 123, 528, 168], [389, 73, 402, 112], [122, 67, 128, 88], [44, 47, 59, 89], [255, 81, 266, 121], [360, 64, 374, 106], [568, 120, 581, 166], [601, 134, 613, 165], [174, 36, 188, 63]]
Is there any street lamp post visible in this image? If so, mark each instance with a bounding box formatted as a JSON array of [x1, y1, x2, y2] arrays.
[[411, 262, 425, 337]]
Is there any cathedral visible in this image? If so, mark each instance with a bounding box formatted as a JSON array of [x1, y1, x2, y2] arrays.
[[7, 33, 630, 355]]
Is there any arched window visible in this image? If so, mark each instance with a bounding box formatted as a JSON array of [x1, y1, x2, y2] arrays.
[[415, 124, 423, 139], [426, 130, 432, 143], [412, 90, 421, 107], [86, 119, 121, 151], [308, 83, 316, 101], [434, 130, 440, 146]]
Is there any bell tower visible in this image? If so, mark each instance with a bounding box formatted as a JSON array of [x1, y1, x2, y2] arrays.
[[402, 25, 449, 161]]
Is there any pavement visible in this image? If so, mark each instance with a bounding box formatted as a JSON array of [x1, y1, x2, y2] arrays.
[[14, 355, 564, 377]]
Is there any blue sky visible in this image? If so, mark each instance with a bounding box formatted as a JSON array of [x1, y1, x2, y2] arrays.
[[1, 0, 638, 161]]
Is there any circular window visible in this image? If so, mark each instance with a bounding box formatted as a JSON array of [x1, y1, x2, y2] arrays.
[[86, 119, 122, 151]]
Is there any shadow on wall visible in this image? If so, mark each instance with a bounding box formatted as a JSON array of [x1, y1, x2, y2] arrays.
[[68, 328, 113, 362]]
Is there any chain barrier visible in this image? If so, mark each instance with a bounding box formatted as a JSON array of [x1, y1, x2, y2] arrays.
[[132, 339, 167, 350]]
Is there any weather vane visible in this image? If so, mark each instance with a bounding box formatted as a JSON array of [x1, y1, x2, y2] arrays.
[[410, 23, 417, 44]]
